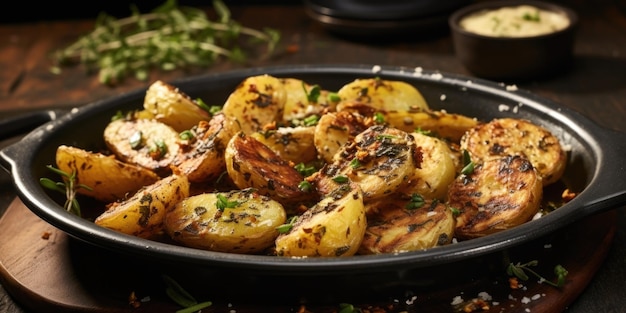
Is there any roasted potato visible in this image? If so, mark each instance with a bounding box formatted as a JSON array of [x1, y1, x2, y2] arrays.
[[337, 78, 429, 112], [313, 110, 373, 163], [280, 77, 338, 123], [164, 188, 287, 254], [142, 80, 211, 132], [396, 132, 457, 200], [448, 155, 543, 239], [55, 145, 159, 203], [94, 174, 190, 238], [250, 126, 318, 165], [221, 74, 286, 134], [275, 182, 366, 257], [460, 117, 566, 185], [225, 132, 317, 206], [328, 125, 418, 201], [174, 112, 239, 183], [381, 109, 479, 143], [359, 195, 455, 254], [104, 117, 180, 176]]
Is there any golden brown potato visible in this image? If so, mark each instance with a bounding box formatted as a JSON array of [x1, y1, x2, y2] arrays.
[[221, 74, 286, 134], [460, 117, 566, 185], [55, 145, 159, 203], [337, 78, 429, 112], [103, 118, 180, 176], [381, 109, 479, 143], [94, 174, 190, 239], [313, 110, 373, 163], [174, 112, 239, 183], [225, 132, 317, 206], [164, 188, 287, 254], [327, 125, 418, 201], [250, 126, 318, 165], [143, 80, 211, 132], [448, 155, 543, 239], [280, 77, 338, 123], [359, 195, 455, 254], [396, 132, 457, 200], [275, 182, 366, 257]]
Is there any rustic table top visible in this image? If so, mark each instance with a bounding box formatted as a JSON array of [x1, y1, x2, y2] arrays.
[[1, 1, 625, 312]]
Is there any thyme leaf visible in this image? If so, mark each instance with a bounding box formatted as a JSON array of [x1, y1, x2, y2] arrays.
[[51, 0, 280, 86], [40, 165, 92, 216], [507, 260, 568, 288]]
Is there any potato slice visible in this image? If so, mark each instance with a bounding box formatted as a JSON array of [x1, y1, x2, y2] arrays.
[[174, 112, 239, 183], [250, 126, 318, 165], [460, 117, 566, 185], [221, 74, 286, 134], [143, 80, 211, 132], [327, 125, 418, 201], [94, 174, 190, 239], [104, 118, 180, 175], [382, 109, 479, 143], [56, 145, 159, 203], [337, 78, 429, 112], [448, 155, 543, 239], [275, 182, 366, 257], [225, 132, 316, 206], [396, 132, 457, 200], [313, 110, 373, 163], [164, 188, 287, 254], [359, 195, 455, 254]]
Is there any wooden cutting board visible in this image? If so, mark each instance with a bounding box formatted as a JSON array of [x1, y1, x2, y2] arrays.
[[0, 197, 617, 313]]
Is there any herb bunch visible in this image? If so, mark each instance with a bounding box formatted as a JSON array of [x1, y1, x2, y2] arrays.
[[51, 0, 280, 85]]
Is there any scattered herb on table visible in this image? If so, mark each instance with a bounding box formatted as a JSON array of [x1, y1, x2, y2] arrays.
[[162, 275, 213, 313], [39, 165, 92, 216], [50, 0, 280, 86], [507, 260, 568, 288]]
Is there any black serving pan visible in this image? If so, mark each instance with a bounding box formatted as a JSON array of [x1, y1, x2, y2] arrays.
[[2, 65, 626, 303]]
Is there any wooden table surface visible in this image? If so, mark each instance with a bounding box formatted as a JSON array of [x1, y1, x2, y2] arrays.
[[1, 1, 625, 312]]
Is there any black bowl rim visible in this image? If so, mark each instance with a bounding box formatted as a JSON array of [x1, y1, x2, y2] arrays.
[[448, 0, 579, 41], [2, 64, 626, 275]]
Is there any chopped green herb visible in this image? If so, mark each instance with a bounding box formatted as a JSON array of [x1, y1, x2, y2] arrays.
[[294, 162, 317, 177], [298, 180, 313, 192], [150, 139, 168, 158], [522, 10, 541, 22], [461, 150, 475, 175], [179, 130, 194, 140], [339, 303, 361, 313], [216, 194, 239, 211], [376, 134, 396, 141], [276, 215, 298, 233], [195, 98, 222, 115], [349, 158, 361, 169], [332, 175, 349, 183], [304, 82, 321, 103], [449, 206, 460, 216], [303, 114, 320, 127], [162, 275, 213, 313], [327, 92, 341, 102], [405, 193, 425, 210], [374, 112, 385, 124]]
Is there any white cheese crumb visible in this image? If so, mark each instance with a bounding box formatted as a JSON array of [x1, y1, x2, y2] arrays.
[[506, 84, 519, 91], [430, 73, 443, 80], [406, 295, 418, 305], [372, 65, 382, 73], [414, 67, 423, 74], [478, 292, 492, 301], [521, 296, 531, 304], [532, 212, 544, 220], [544, 243, 552, 249], [140, 296, 151, 302], [451, 295, 464, 305], [512, 105, 519, 113], [498, 104, 511, 112], [440, 94, 447, 101], [70, 107, 79, 114], [562, 144, 572, 151], [525, 309, 531, 312], [45, 124, 55, 131], [426, 211, 437, 217], [531, 294, 542, 300]]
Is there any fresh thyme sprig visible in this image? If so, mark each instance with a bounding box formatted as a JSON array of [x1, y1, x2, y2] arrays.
[[507, 260, 568, 288], [51, 0, 280, 85], [39, 165, 92, 216]]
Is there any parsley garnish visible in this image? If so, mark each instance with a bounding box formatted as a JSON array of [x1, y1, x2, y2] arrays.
[[405, 193, 425, 210], [461, 150, 475, 175], [215, 194, 239, 211]]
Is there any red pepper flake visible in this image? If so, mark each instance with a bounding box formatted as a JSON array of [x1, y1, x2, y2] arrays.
[[509, 277, 520, 289], [41, 231, 51, 240], [128, 291, 141, 308]]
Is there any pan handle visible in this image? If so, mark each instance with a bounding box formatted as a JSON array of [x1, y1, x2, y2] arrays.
[[576, 126, 626, 216], [0, 109, 68, 142]]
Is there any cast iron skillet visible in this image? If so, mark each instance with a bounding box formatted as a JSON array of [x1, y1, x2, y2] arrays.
[[2, 65, 626, 301]]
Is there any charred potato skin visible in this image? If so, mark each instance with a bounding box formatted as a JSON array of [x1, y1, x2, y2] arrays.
[[164, 188, 287, 254], [359, 197, 455, 254], [55, 145, 160, 203], [250, 126, 318, 165], [174, 112, 239, 183], [448, 155, 543, 239], [94, 174, 190, 239], [275, 183, 367, 257], [461, 118, 566, 185], [103, 118, 180, 176]]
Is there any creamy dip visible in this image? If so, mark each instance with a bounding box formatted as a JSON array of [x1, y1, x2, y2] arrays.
[[459, 5, 570, 37]]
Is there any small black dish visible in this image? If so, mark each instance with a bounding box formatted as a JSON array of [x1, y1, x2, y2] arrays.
[[305, 0, 469, 21], [449, 0, 579, 81]]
